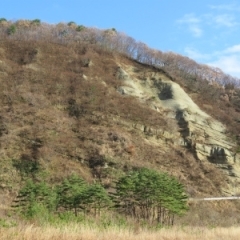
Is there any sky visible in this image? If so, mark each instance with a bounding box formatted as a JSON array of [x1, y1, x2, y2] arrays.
[[1, 0, 240, 78]]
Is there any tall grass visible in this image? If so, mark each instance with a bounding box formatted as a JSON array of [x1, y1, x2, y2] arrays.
[[0, 224, 240, 240]]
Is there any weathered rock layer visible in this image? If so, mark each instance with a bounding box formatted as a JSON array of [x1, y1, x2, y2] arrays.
[[116, 64, 240, 194]]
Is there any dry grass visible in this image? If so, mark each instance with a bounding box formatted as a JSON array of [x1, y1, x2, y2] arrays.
[[0, 224, 240, 240]]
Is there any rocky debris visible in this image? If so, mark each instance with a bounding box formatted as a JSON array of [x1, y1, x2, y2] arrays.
[[82, 74, 88, 80], [116, 67, 129, 80], [82, 58, 93, 67]]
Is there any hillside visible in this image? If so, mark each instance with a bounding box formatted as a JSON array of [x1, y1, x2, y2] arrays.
[[0, 20, 240, 226]]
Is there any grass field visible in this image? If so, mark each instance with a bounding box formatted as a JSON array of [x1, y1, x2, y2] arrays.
[[0, 224, 240, 240]]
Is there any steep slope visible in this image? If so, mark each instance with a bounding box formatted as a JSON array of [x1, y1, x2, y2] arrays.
[[116, 63, 240, 194], [0, 38, 239, 219]]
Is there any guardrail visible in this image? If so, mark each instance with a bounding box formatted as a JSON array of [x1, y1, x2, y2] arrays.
[[189, 196, 240, 201]]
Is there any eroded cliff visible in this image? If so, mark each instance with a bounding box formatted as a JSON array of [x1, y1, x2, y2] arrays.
[[116, 63, 240, 194]]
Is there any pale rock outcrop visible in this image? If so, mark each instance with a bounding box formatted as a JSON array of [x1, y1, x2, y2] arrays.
[[116, 64, 240, 193]]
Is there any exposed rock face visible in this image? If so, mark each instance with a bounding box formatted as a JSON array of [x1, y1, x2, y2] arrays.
[[116, 64, 240, 194]]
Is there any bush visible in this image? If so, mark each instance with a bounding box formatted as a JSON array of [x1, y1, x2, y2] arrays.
[[67, 21, 76, 26], [31, 19, 41, 26], [76, 25, 85, 32], [7, 25, 16, 35], [0, 18, 7, 23], [14, 180, 56, 218]]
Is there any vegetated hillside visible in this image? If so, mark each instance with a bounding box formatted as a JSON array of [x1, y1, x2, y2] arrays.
[[0, 20, 240, 225]]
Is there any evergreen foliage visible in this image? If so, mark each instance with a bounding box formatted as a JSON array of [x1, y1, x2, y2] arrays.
[[56, 174, 89, 216], [15, 174, 112, 218], [114, 168, 188, 225], [12, 158, 40, 179], [14, 170, 188, 225], [67, 21, 76, 26], [7, 25, 16, 35], [85, 183, 112, 216], [56, 175, 112, 216], [0, 18, 7, 23], [76, 25, 85, 32], [31, 19, 41, 25], [14, 179, 55, 218]]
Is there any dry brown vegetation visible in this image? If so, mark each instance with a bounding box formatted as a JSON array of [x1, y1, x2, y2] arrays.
[[1, 224, 240, 240], [0, 38, 229, 195], [0, 20, 240, 228]]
